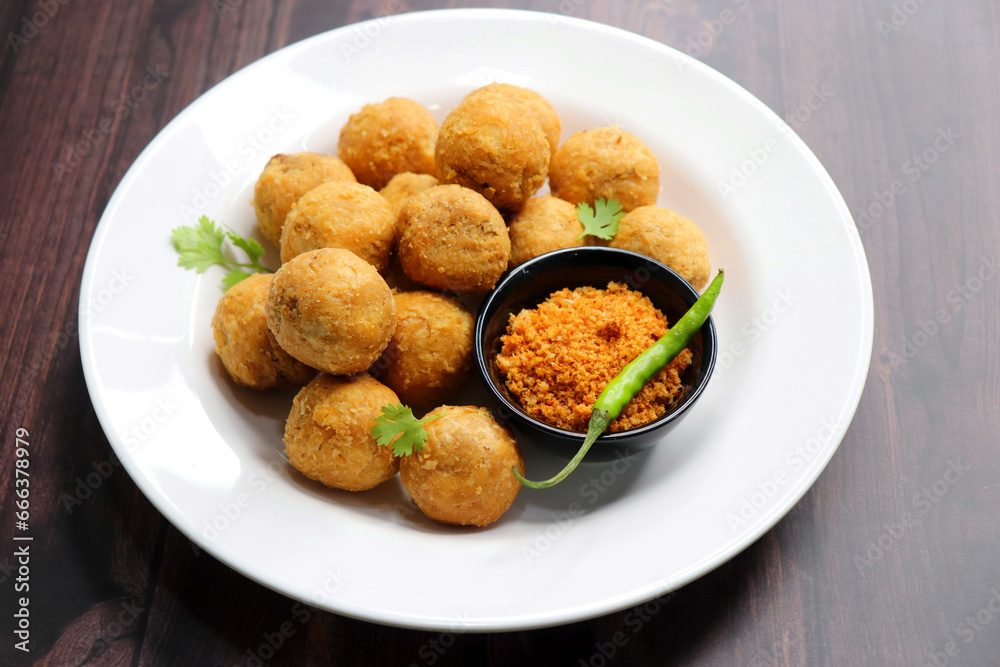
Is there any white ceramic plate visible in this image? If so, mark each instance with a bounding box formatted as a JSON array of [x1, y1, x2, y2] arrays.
[[80, 9, 873, 631]]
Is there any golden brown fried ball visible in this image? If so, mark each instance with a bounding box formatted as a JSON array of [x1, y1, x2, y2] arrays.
[[253, 153, 356, 246], [400, 406, 524, 526], [338, 97, 438, 190], [379, 172, 439, 221], [508, 195, 589, 268], [549, 127, 660, 213], [610, 206, 711, 290], [266, 248, 396, 375], [211, 273, 316, 389], [396, 185, 510, 294], [373, 291, 474, 407], [435, 93, 549, 211], [464, 83, 562, 159], [284, 374, 399, 491], [280, 181, 395, 271]]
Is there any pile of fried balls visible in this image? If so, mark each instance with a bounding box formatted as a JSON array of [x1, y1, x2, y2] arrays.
[[210, 83, 711, 527]]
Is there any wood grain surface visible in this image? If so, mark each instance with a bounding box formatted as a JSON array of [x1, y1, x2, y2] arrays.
[[2, 0, 999, 665]]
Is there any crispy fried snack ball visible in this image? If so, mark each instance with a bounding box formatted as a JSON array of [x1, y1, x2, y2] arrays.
[[253, 152, 356, 246], [400, 406, 524, 526], [610, 206, 711, 290], [373, 291, 474, 407], [396, 185, 510, 294], [211, 273, 316, 390], [338, 97, 438, 191], [508, 195, 590, 268], [549, 126, 660, 213], [266, 248, 396, 375], [280, 181, 395, 271], [379, 172, 439, 220], [465, 83, 562, 159], [435, 93, 549, 211], [284, 374, 399, 491]]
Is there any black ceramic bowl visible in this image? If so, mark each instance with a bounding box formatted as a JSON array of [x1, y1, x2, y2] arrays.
[[474, 246, 718, 461]]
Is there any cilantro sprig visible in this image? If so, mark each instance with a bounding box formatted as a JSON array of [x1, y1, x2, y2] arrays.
[[171, 216, 272, 291], [576, 197, 625, 241], [371, 404, 445, 457]]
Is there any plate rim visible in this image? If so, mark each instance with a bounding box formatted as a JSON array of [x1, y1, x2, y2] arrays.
[[79, 7, 874, 631]]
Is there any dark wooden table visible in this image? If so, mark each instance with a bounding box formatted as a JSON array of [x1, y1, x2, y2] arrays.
[[2, 1, 998, 665]]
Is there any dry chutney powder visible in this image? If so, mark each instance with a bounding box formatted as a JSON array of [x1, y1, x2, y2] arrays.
[[496, 282, 693, 433]]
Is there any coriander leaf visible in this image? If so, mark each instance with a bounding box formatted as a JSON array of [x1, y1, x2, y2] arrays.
[[172, 216, 227, 272], [371, 404, 445, 457], [222, 268, 253, 291], [170, 215, 273, 292], [576, 198, 625, 240], [226, 229, 267, 268]]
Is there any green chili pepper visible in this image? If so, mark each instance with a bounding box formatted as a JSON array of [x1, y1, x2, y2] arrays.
[[513, 269, 724, 489]]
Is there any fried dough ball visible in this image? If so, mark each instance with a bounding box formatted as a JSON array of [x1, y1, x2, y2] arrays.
[[549, 127, 660, 213], [337, 97, 438, 191], [253, 153, 356, 246], [379, 172, 439, 220], [284, 374, 399, 491], [280, 181, 395, 271], [508, 195, 589, 268], [465, 83, 561, 159], [610, 206, 711, 290], [435, 93, 549, 211], [400, 406, 524, 526], [396, 185, 510, 294], [373, 291, 474, 407], [211, 273, 316, 389], [266, 248, 395, 375]]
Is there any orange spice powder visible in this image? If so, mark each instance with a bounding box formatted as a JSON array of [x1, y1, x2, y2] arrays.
[[496, 282, 693, 433]]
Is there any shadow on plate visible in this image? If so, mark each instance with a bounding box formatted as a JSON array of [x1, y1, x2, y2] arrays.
[[284, 465, 528, 533]]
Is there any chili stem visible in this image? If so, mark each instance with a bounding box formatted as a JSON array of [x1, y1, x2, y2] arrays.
[[513, 410, 612, 489], [513, 269, 724, 489]]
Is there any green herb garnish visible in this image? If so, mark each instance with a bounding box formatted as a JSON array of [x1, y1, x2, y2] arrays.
[[576, 197, 625, 240], [371, 404, 445, 457], [171, 216, 271, 291]]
